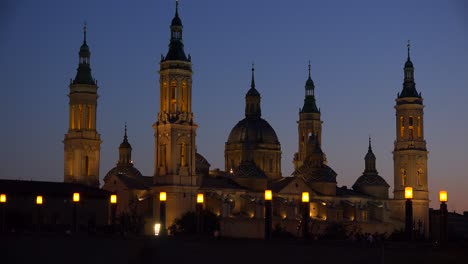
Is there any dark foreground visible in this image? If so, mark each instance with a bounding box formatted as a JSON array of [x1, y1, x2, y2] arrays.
[[2, 233, 467, 264]]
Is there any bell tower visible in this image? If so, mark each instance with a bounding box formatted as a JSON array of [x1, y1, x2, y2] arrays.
[[153, 0, 199, 226], [393, 42, 429, 234], [294, 62, 323, 169], [63, 24, 101, 187]]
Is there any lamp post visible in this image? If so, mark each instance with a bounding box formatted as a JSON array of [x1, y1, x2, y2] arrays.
[[159, 192, 167, 236], [404, 187, 413, 241], [36, 195, 43, 232], [110, 194, 117, 232], [72, 192, 80, 232], [302, 192, 310, 239], [196, 193, 204, 234], [264, 190, 272, 240], [0, 194, 6, 233], [439, 190, 448, 245]]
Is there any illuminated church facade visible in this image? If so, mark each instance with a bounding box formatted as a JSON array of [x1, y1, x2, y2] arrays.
[[66, 3, 429, 238]]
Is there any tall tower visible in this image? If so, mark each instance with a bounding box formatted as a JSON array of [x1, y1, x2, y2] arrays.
[[393, 42, 429, 233], [294, 62, 323, 169], [153, 1, 198, 223], [64, 24, 101, 187]]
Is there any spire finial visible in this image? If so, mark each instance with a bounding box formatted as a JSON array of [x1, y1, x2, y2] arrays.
[[368, 135, 372, 150], [308, 60, 311, 78], [407, 40, 411, 60], [251, 62, 255, 88], [83, 21, 87, 43], [124, 122, 128, 141], [175, 0, 179, 16]]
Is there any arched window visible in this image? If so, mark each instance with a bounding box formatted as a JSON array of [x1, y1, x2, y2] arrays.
[[409, 116, 414, 140], [417, 116, 421, 138], [400, 116, 405, 138]]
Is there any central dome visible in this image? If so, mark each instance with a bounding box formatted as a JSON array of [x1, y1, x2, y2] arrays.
[[224, 66, 282, 180], [227, 117, 279, 145]]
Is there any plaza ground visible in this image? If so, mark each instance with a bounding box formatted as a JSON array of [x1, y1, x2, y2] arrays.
[[2, 233, 467, 264]]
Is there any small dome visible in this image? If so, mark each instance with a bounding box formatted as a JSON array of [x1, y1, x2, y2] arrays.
[[232, 160, 267, 179], [196, 153, 210, 176], [119, 138, 131, 149], [405, 59, 413, 68], [227, 118, 279, 145], [365, 150, 375, 160], [246, 87, 260, 97], [352, 174, 389, 189], [305, 77, 314, 89], [105, 165, 143, 179], [196, 153, 210, 168], [80, 42, 90, 53], [292, 162, 337, 183], [171, 16, 182, 27]]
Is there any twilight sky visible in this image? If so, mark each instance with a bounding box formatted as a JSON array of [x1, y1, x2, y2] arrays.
[[1, 0, 467, 212]]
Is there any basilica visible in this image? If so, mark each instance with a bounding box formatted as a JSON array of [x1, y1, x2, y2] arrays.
[[63, 2, 429, 238]]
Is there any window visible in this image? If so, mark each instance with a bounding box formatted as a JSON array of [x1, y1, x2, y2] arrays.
[[269, 159, 273, 172], [400, 116, 405, 138], [87, 105, 92, 129], [181, 81, 187, 112], [417, 116, 421, 138], [70, 105, 75, 129], [77, 105, 83, 129], [170, 81, 177, 112], [409, 116, 414, 139]]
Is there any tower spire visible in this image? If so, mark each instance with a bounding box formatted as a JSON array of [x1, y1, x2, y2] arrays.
[[251, 63, 255, 89], [368, 136, 372, 151], [301, 61, 319, 113], [399, 41, 420, 98], [83, 22, 87, 43], [124, 122, 128, 141], [407, 40, 410, 60], [176, 0, 179, 17]]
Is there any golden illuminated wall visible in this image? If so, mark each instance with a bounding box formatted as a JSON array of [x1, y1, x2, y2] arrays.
[[294, 112, 323, 169], [393, 96, 429, 236], [225, 144, 282, 180], [64, 83, 101, 187], [153, 60, 198, 188]]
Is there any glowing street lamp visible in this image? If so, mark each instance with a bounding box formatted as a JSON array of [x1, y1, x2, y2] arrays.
[[405, 187, 413, 200], [159, 192, 167, 236], [72, 193, 80, 232], [197, 193, 204, 204], [0, 194, 6, 233], [196, 193, 204, 234], [439, 190, 447, 203], [404, 187, 413, 241], [439, 190, 448, 244], [36, 195, 43, 205], [36, 195, 43, 232], [110, 194, 117, 232], [302, 192, 310, 239], [264, 190, 273, 240]]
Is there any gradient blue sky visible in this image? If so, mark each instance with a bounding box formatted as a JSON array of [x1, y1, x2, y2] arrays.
[[1, 0, 467, 212]]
